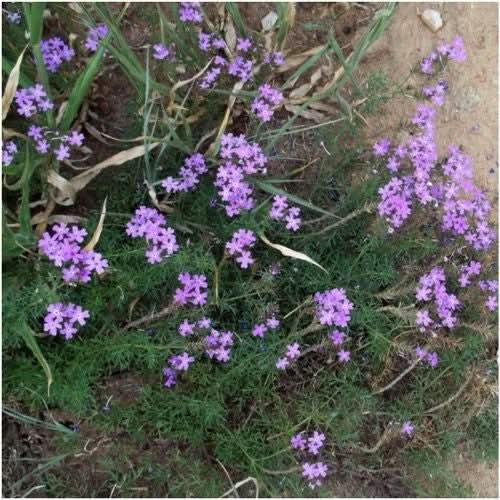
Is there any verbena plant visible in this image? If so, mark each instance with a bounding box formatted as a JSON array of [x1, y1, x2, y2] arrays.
[[2, 2, 497, 497]]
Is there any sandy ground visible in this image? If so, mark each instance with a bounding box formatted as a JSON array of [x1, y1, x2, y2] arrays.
[[357, 3, 498, 497]]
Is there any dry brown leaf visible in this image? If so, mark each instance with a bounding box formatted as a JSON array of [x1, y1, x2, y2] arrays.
[[224, 16, 237, 53], [2, 46, 28, 121], [284, 104, 328, 123], [84, 122, 112, 145], [3, 128, 28, 140], [276, 45, 324, 73], [307, 101, 338, 114], [56, 101, 69, 126], [83, 197, 107, 251], [259, 233, 328, 274], [30, 212, 86, 226], [47, 170, 78, 206], [289, 67, 323, 100], [146, 181, 173, 214]]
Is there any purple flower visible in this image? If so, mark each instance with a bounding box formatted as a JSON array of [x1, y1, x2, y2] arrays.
[[55, 143, 70, 161], [373, 138, 391, 156], [169, 351, 195, 371], [337, 349, 351, 363], [307, 431, 325, 455], [301, 462, 328, 489], [225, 229, 256, 269], [178, 319, 196, 337], [179, 2, 202, 23], [426, 351, 439, 368], [252, 323, 267, 338], [485, 295, 497, 311], [290, 433, 306, 450], [401, 421, 414, 437], [236, 37, 252, 53], [173, 272, 208, 307], [276, 357, 289, 370], [314, 288, 354, 328], [266, 316, 280, 330], [2, 141, 17, 166], [40, 36, 75, 73], [126, 206, 179, 264], [163, 367, 177, 388], [264, 51, 284, 66], [43, 303, 89, 340], [251, 84, 284, 123], [15, 85, 53, 117], [38, 224, 108, 284], [84, 24, 108, 52], [328, 329, 345, 346], [286, 342, 301, 360], [161, 153, 208, 194], [269, 195, 302, 231], [228, 56, 253, 83], [153, 43, 172, 60], [204, 328, 234, 363]]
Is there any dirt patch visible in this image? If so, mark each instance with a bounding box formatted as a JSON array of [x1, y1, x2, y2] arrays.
[[358, 2, 498, 202]]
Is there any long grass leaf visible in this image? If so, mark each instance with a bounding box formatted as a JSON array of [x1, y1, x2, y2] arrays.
[[2, 46, 28, 121]]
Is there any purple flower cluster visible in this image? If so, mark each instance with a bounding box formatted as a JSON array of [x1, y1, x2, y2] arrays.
[[178, 316, 211, 337], [479, 280, 498, 311], [204, 329, 234, 362], [263, 51, 285, 66], [314, 288, 353, 328], [84, 24, 108, 52], [420, 36, 467, 74], [422, 79, 448, 107], [251, 84, 284, 122], [377, 176, 413, 230], [40, 36, 75, 73], [15, 84, 53, 117], [276, 342, 301, 370], [43, 302, 90, 339], [415, 267, 460, 331], [27, 125, 84, 159], [228, 55, 254, 83], [290, 430, 328, 489], [401, 421, 414, 437], [458, 260, 481, 287], [125, 206, 179, 264], [179, 1, 202, 23], [215, 133, 267, 217], [2, 141, 17, 166], [153, 43, 174, 60], [38, 223, 108, 284], [415, 345, 439, 368], [225, 229, 256, 269], [328, 330, 351, 363], [173, 272, 208, 306], [163, 352, 195, 389], [161, 153, 208, 194], [251, 316, 280, 338], [269, 195, 302, 231], [198, 31, 225, 53]]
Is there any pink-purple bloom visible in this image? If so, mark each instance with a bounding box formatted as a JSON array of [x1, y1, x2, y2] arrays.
[[163, 352, 195, 389], [225, 229, 257, 269], [84, 24, 108, 52], [40, 36, 75, 72], [173, 272, 208, 307], [153, 43, 173, 60], [2, 141, 17, 166], [276, 342, 301, 370], [43, 303, 90, 340], [314, 288, 353, 328], [179, 2, 202, 23], [15, 84, 53, 117], [126, 206, 179, 264], [161, 153, 208, 194], [204, 328, 234, 362], [401, 421, 414, 437], [38, 223, 108, 284]]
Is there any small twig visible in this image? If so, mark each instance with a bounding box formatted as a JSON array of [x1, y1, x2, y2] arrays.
[[22, 484, 46, 498], [354, 426, 395, 454], [424, 372, 475, 414], [220, 477, 259, 499], [124, 304, 177, 330], [283, 298, 312, 320], [216, 459, 238, 498], [261, 466, 301, 476], [372, 358, 421, 395]]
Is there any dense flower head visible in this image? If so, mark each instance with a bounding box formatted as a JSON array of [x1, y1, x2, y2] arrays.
[[163, 351, 195, 389], [215, 134, 267, 217], [198, 31, 225, 53], [204, 328, 234, 362], [263, 51, 284, 66], [40, 36, 75, 72], [85, 24, 108, 52], [276, 342, 301, 370], [420, 36, 466, 74], [38, 223, 108, 284], [26, 125, 84, 159], [458, 260, 481, 287], [302, 462, 328, 490], [251, 316, 280, 338], [377, 176, 413, 230], [251, 84, 284, 122], [314, 288, 353, 328], [177, 316, 212, 337], [173, 272, 208, 306], [228, 56, 253, 83], [225, 229, 256, 269], [269, 195, 302, 231], [161, 153, 208, 194], [2, 141, 17, 166], [126, 206, 179, 264], [15, 84, 53, 117], [415, 267, 460, 331], [373, 137, 391, 157], [415, 346, 439, 368], [153, 43, 174, 60], [43, 302, 90, 339], [179, 1, 203, 23], [422, 79, 448, 107], [478, 279, 498, 311]]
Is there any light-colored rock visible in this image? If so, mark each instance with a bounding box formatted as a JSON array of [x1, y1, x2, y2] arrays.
[[261, 11, 278, 32], [420, 9, 444, 32]]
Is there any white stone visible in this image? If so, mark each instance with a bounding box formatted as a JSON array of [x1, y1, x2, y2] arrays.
[[420, 9, 443, 32]]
